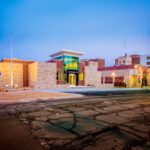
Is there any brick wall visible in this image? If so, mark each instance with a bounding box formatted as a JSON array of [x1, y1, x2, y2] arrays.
[[0, 62, 23, 88]]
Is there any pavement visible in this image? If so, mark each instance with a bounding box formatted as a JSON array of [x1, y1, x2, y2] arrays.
[[0, 90, 150, 150]]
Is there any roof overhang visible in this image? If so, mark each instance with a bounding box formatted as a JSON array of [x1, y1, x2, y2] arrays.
[[50, 49, 85, 58]]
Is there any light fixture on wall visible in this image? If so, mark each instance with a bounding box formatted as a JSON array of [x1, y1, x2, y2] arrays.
[[111, 72, 116, 77]]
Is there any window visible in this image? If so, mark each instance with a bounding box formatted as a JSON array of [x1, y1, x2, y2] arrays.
[[63, 55, 79, 70], [105, 77, 113, 84], [79, 73, 84, 81], [101, 77, 103, 84], [57, 72, 62, 80]]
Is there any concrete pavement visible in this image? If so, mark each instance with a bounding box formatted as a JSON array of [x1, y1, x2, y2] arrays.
[[0, 91, 150, 149]]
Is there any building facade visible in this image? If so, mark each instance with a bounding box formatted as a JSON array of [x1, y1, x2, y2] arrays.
[[115, 54, 140, 66], [98, 65, 146, 88], [140, 54, 150, 68], [0, 50, 149, 89]]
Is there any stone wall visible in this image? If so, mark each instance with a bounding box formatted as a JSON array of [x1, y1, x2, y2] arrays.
[[36, 62, 57, 89], [84, 61, 101, 87], [0, 62, 23, 88], [28, 62, 64, 89]]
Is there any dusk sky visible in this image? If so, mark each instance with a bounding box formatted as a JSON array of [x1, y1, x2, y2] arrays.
[[0, 0, 150, 65]]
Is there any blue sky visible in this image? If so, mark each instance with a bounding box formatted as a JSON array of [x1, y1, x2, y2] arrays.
[[0, 0, 150, 65]]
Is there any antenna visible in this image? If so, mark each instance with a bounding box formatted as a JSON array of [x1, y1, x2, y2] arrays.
[[124, 40, 126, 53]]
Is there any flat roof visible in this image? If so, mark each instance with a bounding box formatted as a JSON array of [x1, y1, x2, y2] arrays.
[[50, 49, 84, 58]]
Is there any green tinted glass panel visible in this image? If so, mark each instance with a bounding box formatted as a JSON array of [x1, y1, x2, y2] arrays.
[[63, 55, 79, 70]]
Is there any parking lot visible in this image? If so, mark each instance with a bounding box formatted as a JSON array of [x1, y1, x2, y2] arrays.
[[0, 89, 150, 150]]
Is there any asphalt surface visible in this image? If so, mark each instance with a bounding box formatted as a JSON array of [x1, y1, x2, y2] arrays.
[[0, 89, 150, 150]]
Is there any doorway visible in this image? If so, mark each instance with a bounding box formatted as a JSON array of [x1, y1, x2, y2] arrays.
[[69, 74, 76, 85]]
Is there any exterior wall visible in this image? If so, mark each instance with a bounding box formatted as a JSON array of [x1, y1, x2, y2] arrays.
[[0, 62, 23, 88], [36, 62, 57, 89], [147, 68, 150, 86], [28, 62, 38, 87], [79, 62, 85, 86], [101, 69, 129, 87], [130, 55, 140, 65], [84, 61, 101, 87], [88, 59, 105, 68], [2, 58, 34, 86], [140, 54, 150, 68], [98, 84, 114, 89], [29, 62, 61, 89], [115, 55, 132, 66], [101, 68, 143, 88]]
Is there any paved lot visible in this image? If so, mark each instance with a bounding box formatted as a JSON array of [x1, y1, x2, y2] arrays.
[[0, 90, 150, 150]]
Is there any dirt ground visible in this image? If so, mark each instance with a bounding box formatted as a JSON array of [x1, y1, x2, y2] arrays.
[[0, 117, 43, 150], [0, 91, 76, 101]]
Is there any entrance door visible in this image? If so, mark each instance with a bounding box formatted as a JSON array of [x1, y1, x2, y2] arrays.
[[69, 74, 76, 85]]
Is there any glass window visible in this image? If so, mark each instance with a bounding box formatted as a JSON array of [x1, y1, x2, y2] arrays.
[[63, 55, 79, 70], [79, 73, 84, 81]]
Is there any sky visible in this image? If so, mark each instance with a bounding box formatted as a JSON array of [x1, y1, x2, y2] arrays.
[[0, 0, 150, 65]]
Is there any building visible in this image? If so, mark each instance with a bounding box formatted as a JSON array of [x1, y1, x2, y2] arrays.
[[147, 68, 150, 86], [140, 54, 150, 68], [0, 50, 104, 89], [98, 65, 146, 88], [49, 49, 84, 86], [0, 50, 149, 89], [130, 54, 140, 65], [115, 54, 132, 66], [115, 54, 140, 66]]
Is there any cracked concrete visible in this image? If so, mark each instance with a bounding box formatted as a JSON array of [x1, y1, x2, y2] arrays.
[[0, 91, 150, 150]]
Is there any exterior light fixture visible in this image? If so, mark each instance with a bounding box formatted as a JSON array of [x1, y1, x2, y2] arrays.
[[14, 84, 18, 88], [111, 72, 116, 84], [111, 72, 116, 76], [134, 65, 138, 69], [5, 84, 9, 88]]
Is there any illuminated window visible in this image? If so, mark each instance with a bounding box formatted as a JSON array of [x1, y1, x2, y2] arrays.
[[79, 73, 84, 81], [57, 72, 62, 80], [63, 55, 79, 70]]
